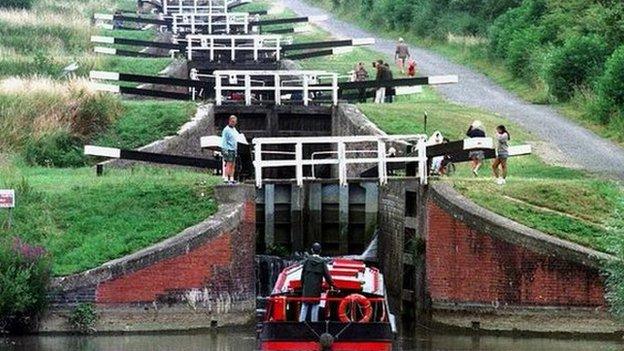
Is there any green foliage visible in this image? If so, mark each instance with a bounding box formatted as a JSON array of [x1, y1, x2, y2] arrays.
[[0, 238, 52, 334], [596, 45, 624, 125], [505, 28, 541, 78], [0, 0, 34, 9], [68, 303, 98, 334], [24, 131, 86, 168], [489, 0, 545, 58], [605, 248, 624, 319], [545, 35, 609, 100]]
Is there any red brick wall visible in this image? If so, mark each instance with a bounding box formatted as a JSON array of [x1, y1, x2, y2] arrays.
[[96, 200, 256, 304], [426, 201, 605, 307]]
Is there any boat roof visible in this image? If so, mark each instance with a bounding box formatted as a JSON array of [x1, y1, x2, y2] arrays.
[[271, 258, 385, 297]]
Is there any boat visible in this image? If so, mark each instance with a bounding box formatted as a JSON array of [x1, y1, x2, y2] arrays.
[[258, 258, 396, 351]]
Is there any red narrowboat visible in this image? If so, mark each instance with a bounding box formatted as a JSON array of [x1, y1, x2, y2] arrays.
[[259, 258, 396, 351]]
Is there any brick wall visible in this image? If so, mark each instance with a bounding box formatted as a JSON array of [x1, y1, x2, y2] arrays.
[[426, 199, 606, 307], [51, 186, 256, 306]]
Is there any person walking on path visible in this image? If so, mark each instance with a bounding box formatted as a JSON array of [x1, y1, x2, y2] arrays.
[[492, 125, 510, 185], [299, 243, 336, 322], [354, 62, 369, 103], [395, 38, 411, 74], [221, 115, 239, 185], [466, 120, 486, 177], [374, 60, 386, 104]]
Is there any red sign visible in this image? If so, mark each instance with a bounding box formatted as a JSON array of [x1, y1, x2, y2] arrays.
[[0, 190, 15, 208]]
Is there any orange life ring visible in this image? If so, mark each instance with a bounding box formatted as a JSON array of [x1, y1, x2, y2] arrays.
[[338, 293, 372, 323]]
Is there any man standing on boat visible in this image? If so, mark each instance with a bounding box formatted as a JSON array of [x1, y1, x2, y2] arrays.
[[299, 243, 336, 322]]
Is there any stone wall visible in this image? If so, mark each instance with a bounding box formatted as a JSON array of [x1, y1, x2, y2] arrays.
[[42, 185, 256, 333], [378, 180, 408, 313], [425, 183, 619, 333]]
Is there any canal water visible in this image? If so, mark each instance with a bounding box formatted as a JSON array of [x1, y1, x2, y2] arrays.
[[1, 328, 622, 351]]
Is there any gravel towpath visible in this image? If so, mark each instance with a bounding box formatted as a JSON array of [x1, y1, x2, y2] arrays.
[[282, 0, 624, 179]]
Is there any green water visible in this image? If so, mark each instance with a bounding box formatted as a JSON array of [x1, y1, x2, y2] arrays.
[[1, 328, 622, 351]]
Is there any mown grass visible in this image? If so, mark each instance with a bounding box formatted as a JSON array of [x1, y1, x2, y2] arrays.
[[0, 165, 219, 276], [297, 29, 624, 254], [95, 101, 197, 149]]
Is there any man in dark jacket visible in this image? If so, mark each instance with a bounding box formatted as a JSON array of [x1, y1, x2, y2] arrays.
[[383, 63, 394, 103], [299, 243, 335, 322]]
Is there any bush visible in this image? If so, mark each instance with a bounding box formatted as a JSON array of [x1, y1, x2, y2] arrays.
[[68, 303, 98, 334], [545, 35, 609, 101], [598, 45, 624, 111], [489, 0, 546, 58], [71, 93, 121, 138], [0, 238, 51, 334], [505, 28, 541, 78], [24, 131, 86, 168], [0, 0, 33, 9]]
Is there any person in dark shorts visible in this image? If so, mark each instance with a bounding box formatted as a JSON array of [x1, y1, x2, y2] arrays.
[[492, 125, 510, 185], [221, 115, 239, 185], [466, 120, 486, 177]]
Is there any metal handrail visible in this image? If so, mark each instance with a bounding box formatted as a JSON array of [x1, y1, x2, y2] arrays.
[[253, 135, 428, 187]]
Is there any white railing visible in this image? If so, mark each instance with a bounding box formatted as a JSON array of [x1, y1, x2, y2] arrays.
[[213, 70, 339, 106], [172, 12, 250, 34], [162, 0, 248, 15], [186, 34, 281, 61], [252, 135, 428, 188]]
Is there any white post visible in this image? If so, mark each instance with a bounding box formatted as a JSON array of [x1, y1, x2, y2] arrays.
[[275, 74, 281, 106], [377, 140, 387, 185], [253, 38, 259, 61], [332, 74, 338, 106], [303, 75, 309, 106], [255, 141, 263, 188], [215, 74, 222, 105], [209, 37, 215, 61], [245, 74, 252, 106], [187, 37, 192, 60], [276, 38, 281, 61], [231, 37, 235, 61], [295, 142, 303, 187], [418, 138, 427, 185], [338, 141, 347, 187], [163, 0, 168, 15], [226, 14, 231, 34]]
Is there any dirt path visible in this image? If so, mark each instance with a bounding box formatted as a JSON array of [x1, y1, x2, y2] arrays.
[[282, 0, 624, 179]]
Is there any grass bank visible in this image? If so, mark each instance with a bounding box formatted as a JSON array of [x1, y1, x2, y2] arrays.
[[298, 31, 624, 255], [0, 165, 219, 276], [0, 77, 196, 167]]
